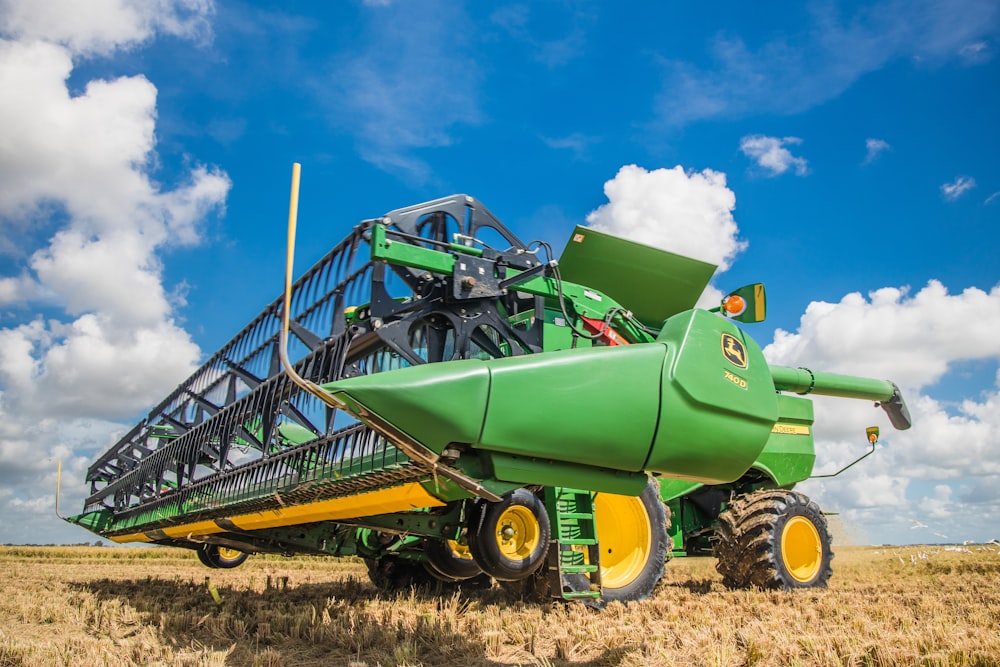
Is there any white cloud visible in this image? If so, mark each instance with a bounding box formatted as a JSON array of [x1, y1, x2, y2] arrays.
[[941, 175, 977, 200], [739, 135, 808, 177], [958, 40, 994, 64], [655, 0, 999, 126], [765, 281, 1000, 389], [0, 0, 225, 543], [864, 138, 891, 164], [764, 280, 1000, 544], [0, 0, 214, 56], [585, 164, 745, 271], [799, 385, 1000, 544], [986, 191, 1000, 205]]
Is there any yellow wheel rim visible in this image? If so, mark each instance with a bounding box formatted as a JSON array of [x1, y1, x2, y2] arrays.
[[781, 516, 822, 583], [493, 505, 541, 560], [447, 539, 474, 561], [594, 493, 651, 589], [217, 547, 243, 561]]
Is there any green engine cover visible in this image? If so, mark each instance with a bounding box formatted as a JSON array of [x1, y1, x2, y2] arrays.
[[646, 309, 778, 482], [325, 309, 779, 487]]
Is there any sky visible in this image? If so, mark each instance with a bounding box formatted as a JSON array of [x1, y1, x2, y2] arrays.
[[0, 0, 998, 547]]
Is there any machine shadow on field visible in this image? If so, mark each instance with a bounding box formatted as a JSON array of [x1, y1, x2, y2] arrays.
[[69, 575, 635, 666], [660, 577, 716, 595]]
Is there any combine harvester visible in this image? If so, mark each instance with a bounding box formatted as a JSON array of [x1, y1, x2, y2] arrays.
[[67, 166, 911, 604]]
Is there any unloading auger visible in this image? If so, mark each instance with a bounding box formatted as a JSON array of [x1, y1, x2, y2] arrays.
[[66, 167, 911, 603]]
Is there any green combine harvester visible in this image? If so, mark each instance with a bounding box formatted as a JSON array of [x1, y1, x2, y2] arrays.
[[67, 170, 911, 604]]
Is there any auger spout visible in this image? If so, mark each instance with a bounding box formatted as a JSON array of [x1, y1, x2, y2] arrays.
[[770, 365, 912, 430]]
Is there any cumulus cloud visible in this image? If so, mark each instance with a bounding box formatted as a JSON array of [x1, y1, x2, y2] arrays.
[[863, 138, 891, 164], [739, 135, 808, 176], [765, 280, 1000, 543], [0, 0, 214, 56], [765, 281, 1000, 388], [0, 0, 225, 543], [585, 164, 745, 272], [940, 176, 976, 200]]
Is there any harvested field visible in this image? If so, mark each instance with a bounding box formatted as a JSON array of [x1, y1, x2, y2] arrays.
[[0, 544, 997, 666]]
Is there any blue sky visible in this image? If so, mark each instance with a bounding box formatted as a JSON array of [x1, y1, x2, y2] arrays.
[[0, 0, 998, 546]]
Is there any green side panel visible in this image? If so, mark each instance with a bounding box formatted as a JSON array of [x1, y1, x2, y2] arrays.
[[752, 394, 816, 486], [656, 478, 703, 503], [478, 344, 666, 471], [646, 309, 778, 483], [66, 510, 115, 533], [488, 452, 649, 496], [322, 362, 491, 456], [557, 225, 717, 328], [664, 498, 685, 554]]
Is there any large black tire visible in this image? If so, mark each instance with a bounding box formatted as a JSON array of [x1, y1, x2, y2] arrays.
[[196, 544, 249, 569], [468, 489, 551, 582], [593, 479, 669, 603], [714, 489, 833, 590], [423, 538, 484, 582]]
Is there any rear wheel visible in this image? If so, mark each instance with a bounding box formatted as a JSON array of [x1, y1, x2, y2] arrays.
[[468, 489, 550, 581], [593, 479, 669, 602], [715, 489, 833, 589]]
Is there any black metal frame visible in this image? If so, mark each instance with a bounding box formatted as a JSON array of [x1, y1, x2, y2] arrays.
[[83, 196, 542, 530]]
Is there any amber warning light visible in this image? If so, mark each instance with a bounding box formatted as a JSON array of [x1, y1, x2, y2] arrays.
[[722, 294, 747, 317]]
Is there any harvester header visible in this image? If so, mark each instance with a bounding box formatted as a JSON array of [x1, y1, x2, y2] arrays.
[[66, 176, 910, 603]]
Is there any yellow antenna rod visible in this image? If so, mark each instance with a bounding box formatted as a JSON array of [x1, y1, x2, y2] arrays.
[[277, 164, 346, 408], [274, 164, 498, 502], [55, 460, 65, 519]]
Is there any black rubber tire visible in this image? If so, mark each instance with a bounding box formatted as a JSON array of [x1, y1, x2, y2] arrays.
[[714, 489, 833, 590], [196, 544, 249, 569], [468, 489, 551, 582], [594, 479, 669, 603], [196, 546, 218, 569], [423, 538, 484, 581]]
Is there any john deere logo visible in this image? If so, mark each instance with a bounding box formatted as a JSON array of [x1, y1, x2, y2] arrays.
[[721, 334, 748, 369]]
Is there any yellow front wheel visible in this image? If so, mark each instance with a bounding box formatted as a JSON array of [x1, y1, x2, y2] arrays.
[[468, 489, 550, 582]]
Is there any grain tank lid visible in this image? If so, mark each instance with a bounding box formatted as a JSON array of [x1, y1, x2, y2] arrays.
[[557, 225, 717, 328]]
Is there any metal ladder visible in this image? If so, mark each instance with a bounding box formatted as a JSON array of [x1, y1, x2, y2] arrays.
[[545, 487, 602, 601]]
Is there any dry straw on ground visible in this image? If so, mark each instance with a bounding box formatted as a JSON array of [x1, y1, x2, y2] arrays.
[[0, 544, 997, 666]]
